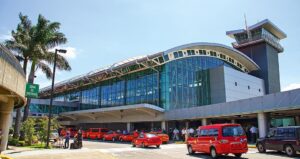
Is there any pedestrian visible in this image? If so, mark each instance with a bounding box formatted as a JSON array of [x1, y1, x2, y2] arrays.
[[250, 125, 258, 143], [181, 128, 186, 141], [189, 127, 195, 137], [64, 131, 70, 149], [173, 128, 179, 141], [76, 128, 83, 148], [168, 128, 173, 140]]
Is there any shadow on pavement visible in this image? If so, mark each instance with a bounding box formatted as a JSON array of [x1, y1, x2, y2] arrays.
[[259, 151, 300, 159], [188, 153, 249, 159]]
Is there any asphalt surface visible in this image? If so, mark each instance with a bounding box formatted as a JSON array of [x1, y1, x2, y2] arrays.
[[6, 139, 300, 159]]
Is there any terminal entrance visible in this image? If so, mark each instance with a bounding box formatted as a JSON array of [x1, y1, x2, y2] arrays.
[[133, 122, 161, 131]]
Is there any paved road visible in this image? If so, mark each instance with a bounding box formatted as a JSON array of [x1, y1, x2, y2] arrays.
[[6, 140, 300, 159]]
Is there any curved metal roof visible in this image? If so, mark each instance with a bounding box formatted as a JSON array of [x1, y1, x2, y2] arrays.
[[39, 42, 260, 97], [164, 42, 260, 71]]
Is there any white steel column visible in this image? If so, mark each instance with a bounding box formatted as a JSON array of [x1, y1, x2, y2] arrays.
[[127, 122, 131, 132], [201, 118, 207, 126], [161, 121, 166, 130], [231, 119, 236, 123], [258, 112, 268, 138], [185, 121, 189, 128]]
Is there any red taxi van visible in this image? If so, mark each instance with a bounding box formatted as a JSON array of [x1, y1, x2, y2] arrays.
[[187, 124, 248, 158], [60, 128, 77, 137], [132, 133, 162, 148], [87, 128, 109, 140]]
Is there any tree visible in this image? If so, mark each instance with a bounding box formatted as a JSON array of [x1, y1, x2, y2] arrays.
[[5, 13, 32, 139], [22, 14, 71, 123], [5, 13, 71, 139], [20, 118, 35, 146], [36, 117, 60, 144]]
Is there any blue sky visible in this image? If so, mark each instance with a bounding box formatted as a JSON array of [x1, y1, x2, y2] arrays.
[[1, 0, 300, 91]]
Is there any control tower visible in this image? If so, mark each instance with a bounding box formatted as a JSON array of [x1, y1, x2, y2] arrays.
[[227, 19, 287, 94]]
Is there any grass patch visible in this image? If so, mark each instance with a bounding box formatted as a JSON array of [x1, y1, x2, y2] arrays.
[[23, 143, 48, 149]]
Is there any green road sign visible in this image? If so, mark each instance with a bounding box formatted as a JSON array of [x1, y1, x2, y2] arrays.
[[25, 83, 39, 98]]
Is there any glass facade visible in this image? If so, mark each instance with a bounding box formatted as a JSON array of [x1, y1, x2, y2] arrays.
[[31, 56, 238, 114], [160, 56, 234, 110], [30, 103, 75, 115]]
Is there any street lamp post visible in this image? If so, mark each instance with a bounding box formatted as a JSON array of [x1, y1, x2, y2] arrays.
[[46, 49, 67, 148]]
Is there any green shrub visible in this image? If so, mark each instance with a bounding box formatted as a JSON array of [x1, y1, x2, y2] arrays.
[[32, 135, 38, 144], [8, 138, 19, 146], [18, 140, 26, 146], [21, 118, 35, 146]]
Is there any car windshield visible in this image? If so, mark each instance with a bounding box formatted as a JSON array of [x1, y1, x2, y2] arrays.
[[222, 126, 245, 137], [146, 134, 157, 138]]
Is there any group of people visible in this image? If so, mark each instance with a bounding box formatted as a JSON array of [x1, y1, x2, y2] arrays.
[[169, 127, 195, 141], [63, 128, 83, 149]]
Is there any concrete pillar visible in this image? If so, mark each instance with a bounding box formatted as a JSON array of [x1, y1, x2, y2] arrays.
[[151, 122, 154, 130], [161, 121, 166, 130], [295, 116, 300, 126], [258, 112, 268, 138], [0, 99, 14, 152], [201, 118, 207, 126], [231, 119, 236, 123], [127, 122, 131, 132]]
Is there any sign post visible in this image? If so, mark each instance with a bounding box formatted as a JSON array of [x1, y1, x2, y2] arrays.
[[25, 83, 39, 98]]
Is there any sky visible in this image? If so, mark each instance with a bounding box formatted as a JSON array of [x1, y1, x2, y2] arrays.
[[1, 0, 300, 91]]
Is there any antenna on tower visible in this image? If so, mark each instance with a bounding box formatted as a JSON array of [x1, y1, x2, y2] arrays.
[[244, 14, 252, 40]]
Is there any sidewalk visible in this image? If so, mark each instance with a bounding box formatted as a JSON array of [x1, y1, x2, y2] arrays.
[[2, 146, 116, 159]]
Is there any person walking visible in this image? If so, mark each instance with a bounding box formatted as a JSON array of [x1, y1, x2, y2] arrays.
[[189, 127, 195, 137], [250, 125, 258, 143], [173, 128, 179, 141], [64, 131, 70, 149], [181, 128, 186, 141]]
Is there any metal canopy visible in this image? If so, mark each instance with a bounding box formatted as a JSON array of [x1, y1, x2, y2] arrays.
[[59, 103, 165, 121]]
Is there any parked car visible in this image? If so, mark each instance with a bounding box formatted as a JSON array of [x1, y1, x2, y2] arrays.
[[257, 126, 300, 157], [50, 130, 59, 142], [87, 128, 109, 140], [60, 128, 77, 137], [149, 131, 169, 144], [103, 131, 121, 142], [132, 133, 162, 148], [187, 123, 248, 158], [82, 129, 88, 139], [119, 132, 135, 142]]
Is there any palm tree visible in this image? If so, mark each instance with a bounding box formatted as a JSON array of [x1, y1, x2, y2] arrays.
[[22, 14, 71, 123], [5, 13, 32, 139], [5, 13, 71, 139]]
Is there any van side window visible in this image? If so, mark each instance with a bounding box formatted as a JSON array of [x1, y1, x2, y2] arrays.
[[275, 128, 284, 137], [208, 129, 219, 136], [200, 129, 208, 136], [92, 129, 98, 132], [285, 128, 295, 137]]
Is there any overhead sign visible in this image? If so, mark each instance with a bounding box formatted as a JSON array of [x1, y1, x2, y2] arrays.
[[25, 83, 39, 98]]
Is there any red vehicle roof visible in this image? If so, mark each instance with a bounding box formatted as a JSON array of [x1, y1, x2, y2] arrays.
[[198, 123, 241, 129]]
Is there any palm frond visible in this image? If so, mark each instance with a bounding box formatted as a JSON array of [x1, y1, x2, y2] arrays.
[[36, 61, 53, 79]]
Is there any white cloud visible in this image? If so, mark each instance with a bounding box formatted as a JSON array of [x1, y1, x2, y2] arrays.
[[0, 33, 12, 41], [282, 83, 300, 91], [50, 46, 78, 59]]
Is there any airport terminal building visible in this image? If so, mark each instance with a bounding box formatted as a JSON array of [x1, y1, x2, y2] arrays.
[[31, 19, 300, 138]]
